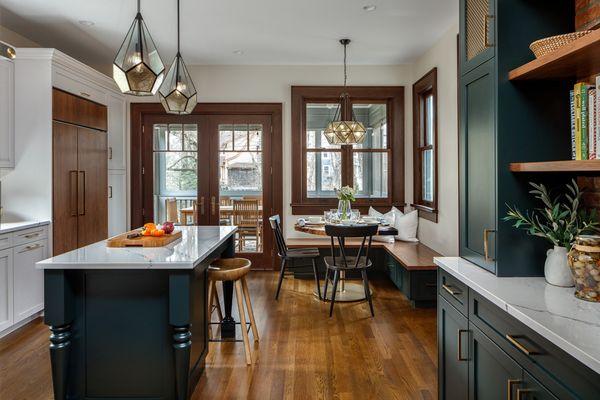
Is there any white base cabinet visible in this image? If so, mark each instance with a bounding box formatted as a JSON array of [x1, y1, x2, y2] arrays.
[[0, 224, 49, 337]]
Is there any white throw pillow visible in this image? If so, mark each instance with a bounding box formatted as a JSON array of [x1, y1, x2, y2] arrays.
[[393, 209, 419, 242], [368, 206, 396, 226]]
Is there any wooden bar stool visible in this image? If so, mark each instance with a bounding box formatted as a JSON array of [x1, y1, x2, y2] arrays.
[[207, 258, 259, 365]]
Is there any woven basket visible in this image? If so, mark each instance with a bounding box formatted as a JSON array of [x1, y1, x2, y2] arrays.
[[529, 31, 593, 58]]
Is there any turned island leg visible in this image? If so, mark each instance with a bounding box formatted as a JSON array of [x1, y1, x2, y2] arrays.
[[49, 324, 72, 399], [172, 325, 192, 400]]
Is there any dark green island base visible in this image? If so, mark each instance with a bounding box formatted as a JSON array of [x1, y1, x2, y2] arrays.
[[38, 226, 237, 400]]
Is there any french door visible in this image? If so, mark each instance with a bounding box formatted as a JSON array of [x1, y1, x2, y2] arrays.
[[140, 112, 275, 268]]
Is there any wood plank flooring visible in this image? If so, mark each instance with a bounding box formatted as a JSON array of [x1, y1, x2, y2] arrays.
[[0, 272, 437, 400]]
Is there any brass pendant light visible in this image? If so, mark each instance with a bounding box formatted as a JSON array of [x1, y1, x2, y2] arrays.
[[113, 0, 165, 96], [158, 0, 197, 114], [323, 39, 366, 145]]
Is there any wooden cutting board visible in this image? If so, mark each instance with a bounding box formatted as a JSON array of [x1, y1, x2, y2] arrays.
[[106, 230, 182, 248]]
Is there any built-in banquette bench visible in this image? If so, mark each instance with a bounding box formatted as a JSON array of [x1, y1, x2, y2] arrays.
[[286, 238, 440, 307]]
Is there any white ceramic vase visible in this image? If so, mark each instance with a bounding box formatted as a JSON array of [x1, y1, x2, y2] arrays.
[[544, 246, 574, 287]]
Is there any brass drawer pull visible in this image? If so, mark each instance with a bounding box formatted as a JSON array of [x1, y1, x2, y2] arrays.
[[19, 243, 42, 253], [442, 284, 462, 296], [507, 379, 522, 400], [23, 233, 40, 239], [457, 329, 469, 361], [505, 334, 537, 356], [516, 388, 533, 400]]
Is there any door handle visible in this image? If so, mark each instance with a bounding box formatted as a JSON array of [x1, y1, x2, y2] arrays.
[[484, 15, 494, 47], [108, 146, 113, 160], [505, 334, 537, 356], [211, 196, 216, 216], [69, 170, 78, 216], [78, 171, 86, 216], [108, 185, 113, 199], [507, 379, 522, 400], [484, 229, 495, 262], [457, 329, 469, 361]]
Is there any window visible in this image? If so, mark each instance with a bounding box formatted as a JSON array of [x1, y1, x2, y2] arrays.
[[291, 86, 404, 214], [412, 68, 438, 222]]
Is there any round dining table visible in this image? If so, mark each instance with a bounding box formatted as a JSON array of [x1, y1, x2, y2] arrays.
[[294, 222, 398, 302]]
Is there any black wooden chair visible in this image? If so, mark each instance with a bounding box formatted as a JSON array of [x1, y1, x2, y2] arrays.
[[324, 224, 378, 317], [269, 215, 322, 300]]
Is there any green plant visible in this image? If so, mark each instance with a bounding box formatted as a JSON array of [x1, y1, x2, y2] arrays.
[[504, 180, 600, 248], [336, 186, 356, 202]]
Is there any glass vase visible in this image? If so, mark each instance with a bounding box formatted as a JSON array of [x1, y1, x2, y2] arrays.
[[337, 199, 351, 220]]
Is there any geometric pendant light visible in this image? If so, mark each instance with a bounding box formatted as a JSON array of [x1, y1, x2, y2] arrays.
[[159, 0, 197, 114], [113, 0, 165, 96], [323, 39, 367, 145]]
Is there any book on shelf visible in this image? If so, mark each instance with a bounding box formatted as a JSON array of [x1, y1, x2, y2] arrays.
[[589, 88, 597, 160], [570, 90, 576, 159], [572, 82, 597, 160]]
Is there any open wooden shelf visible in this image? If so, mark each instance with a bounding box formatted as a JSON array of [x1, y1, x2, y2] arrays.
[[509, 29, 600, 80], [509, 160, 600, 172]]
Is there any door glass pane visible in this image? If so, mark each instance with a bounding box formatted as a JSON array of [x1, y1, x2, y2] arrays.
[[422, 149, 434, 202], [425, 95, 434, 146], [219, 123, 263, 253], [306, 151, 341, 197], [353, 152, 388, 198], [153, 124, 198, 225], [352, 103, 387, 149], [306, 103, 341, 149]]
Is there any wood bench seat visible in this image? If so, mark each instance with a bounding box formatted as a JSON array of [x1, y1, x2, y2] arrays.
[[286, 238, 440, 271], [286, 238, 440, 308]]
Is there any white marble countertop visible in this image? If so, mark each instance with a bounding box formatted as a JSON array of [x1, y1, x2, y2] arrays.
[[435, 257, 600, 375], [0, 220, 50, 234], [37, 226, 237, 270]]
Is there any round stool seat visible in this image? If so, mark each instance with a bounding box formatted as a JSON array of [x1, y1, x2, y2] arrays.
[[209, 258, 251, 281]]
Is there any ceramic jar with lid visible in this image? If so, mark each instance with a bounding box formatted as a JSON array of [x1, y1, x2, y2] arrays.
[[567, 235, 600, 302]]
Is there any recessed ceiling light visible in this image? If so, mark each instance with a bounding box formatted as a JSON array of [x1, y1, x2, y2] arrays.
[[363, 5, 376, 12], [233, 49, 244, 55], [78, 20, 95, 27]]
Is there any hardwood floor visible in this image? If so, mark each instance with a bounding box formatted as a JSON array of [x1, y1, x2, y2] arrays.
[[0, 272, 437, 400]]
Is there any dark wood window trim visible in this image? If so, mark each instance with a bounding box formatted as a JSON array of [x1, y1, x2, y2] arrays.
[[291, 86, 405, 215], [412, 68, 438, 223], [129, 102, 283, 230]]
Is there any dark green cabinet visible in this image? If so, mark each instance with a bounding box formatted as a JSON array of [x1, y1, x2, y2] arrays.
[[459, 0, 495, 75], [458, 0, 575, 276], [438, 297, 468, 400], [459, 59, 496, 273], [520, 371, 559, 400], [469, 324, 521, 400]]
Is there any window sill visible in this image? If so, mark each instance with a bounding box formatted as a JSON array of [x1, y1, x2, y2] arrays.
[[411, 204, 438, 223], [291, 202, 397, 216]]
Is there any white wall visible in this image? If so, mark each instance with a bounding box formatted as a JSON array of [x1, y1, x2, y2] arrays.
[[0, 25, 39, 48], [408, 24, 459, 256]]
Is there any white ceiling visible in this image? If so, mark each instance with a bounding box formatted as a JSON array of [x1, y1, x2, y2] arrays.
[[0, 0, 457, 69]]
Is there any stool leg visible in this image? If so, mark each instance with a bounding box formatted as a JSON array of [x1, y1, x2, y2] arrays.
[[207, 280, 215, 339], [235, 280, 252, 365], [311, 258, 322, 300], [241, 277, 259, 342], [213, 284, 223, 322], [329, 270, 340, 317], [323, 268, 330, 301], [361, 270, 375, 317], [275, 258, 287, 300]]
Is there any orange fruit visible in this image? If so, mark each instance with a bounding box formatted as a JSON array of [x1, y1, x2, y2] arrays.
[[152, 229, 165, 237], [144, 222, 157, 231], [142, 229, 153, 236]]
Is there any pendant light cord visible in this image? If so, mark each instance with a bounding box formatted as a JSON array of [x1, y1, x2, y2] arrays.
[[343, 41, 347, 90], [177, 0, 180, 53], [137, 0, 140, 13]]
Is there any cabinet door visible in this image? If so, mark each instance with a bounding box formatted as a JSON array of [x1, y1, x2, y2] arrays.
[[107, 93, 126, 170], [459, 59, 496, 273], [108, 170, 127, 237], [438, 296, 469, 400], [77, 127, 108, 247], [13, 239, 47, 323], [0, 58, 14, 168], [518, 371, 558, 400], [0, 248, 13, 332], [53, 121, 79, 256], [469, 324, 522, 400], [460, 0, 495, 75]]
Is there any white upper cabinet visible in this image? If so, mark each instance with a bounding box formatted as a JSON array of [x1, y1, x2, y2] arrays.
[[0, 59, 14, 169], [107, 93, 126, 170]]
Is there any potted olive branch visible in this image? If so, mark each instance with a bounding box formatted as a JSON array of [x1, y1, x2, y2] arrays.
[[504, 180, 600, 287]]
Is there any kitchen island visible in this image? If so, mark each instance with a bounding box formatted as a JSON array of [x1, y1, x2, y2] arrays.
[[37, 226, 237, 400]]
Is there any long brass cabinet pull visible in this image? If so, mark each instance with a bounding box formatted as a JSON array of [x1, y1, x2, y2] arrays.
[[484, 15, 494, 47], [78, 171, 86, 216], [442, 284, 461, 296], [484, 229, 495, 262], [211, 196, 216, 215], [505, 334, 537, 356], [69, 170, 78, 217], [200, 197, 205, 215], [457, 329, 469, 361], [516, 389, 533, 400], [507, 379, 522, 400]]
